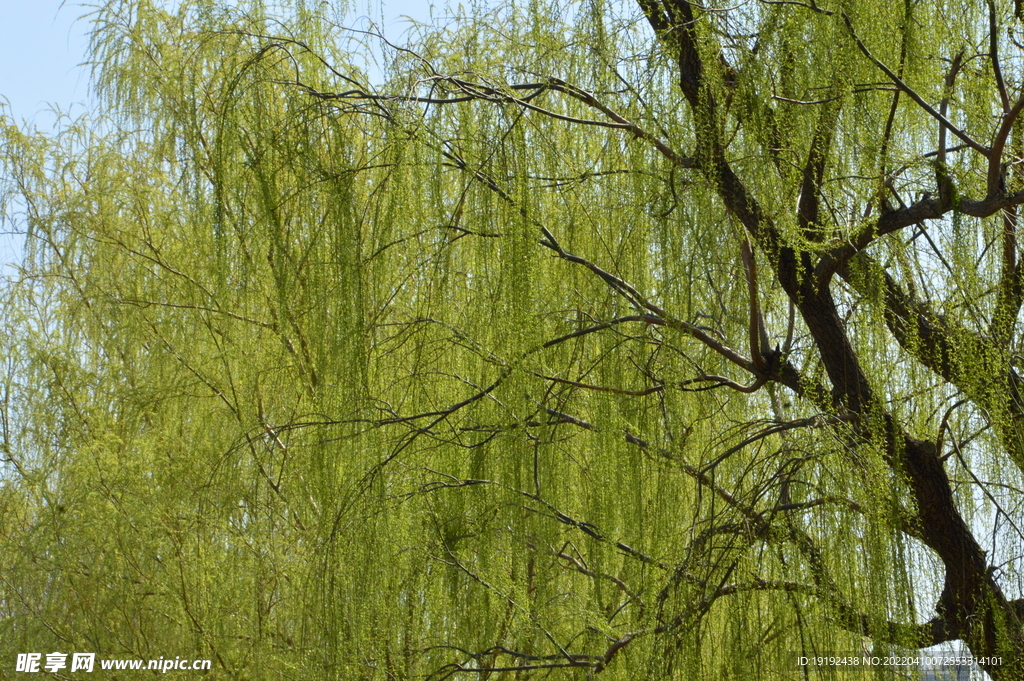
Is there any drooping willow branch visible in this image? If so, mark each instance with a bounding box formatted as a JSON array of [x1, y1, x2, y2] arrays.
[[249, 28, 827, 400], [249, 26, 698, 171], [340, 73, 695, 169], [840, 13, 988, 156]]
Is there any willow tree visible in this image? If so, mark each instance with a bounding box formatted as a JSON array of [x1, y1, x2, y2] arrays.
[[1, 0, 1023, 678]]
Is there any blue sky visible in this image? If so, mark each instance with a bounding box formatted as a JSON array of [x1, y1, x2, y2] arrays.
[[0, 2, 92, 126]]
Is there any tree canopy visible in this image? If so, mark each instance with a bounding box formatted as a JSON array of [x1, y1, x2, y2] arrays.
[[2, 0, 1024, 678]]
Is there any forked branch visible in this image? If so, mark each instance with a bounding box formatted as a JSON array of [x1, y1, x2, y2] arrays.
[[540, 226, 761, 378]]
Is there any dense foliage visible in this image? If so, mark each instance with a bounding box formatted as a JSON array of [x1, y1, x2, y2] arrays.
[[2, 0, 1024, 678]]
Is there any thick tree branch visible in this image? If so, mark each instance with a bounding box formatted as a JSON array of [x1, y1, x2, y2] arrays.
[[988, 0, 1010, 114], [741, 237, 772, 371], [988, 94, 1024, 197], [797, 99, 841, 239], [990, 209, 1023, 347], [819, 188, 1024, 283]]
